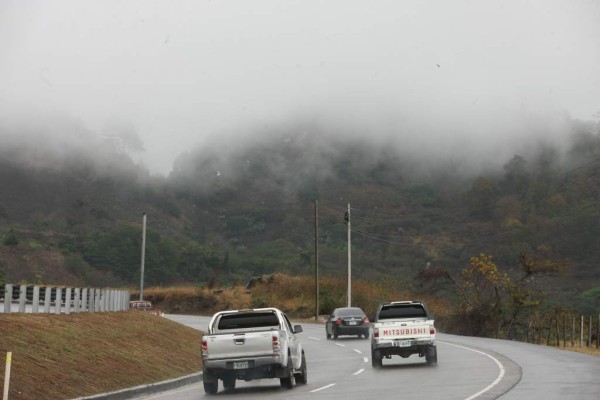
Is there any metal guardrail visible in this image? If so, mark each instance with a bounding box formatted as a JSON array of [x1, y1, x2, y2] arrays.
[[0, 284, 130, 314]]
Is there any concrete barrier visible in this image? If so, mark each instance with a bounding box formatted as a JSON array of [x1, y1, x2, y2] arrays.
[[0, 284, 130, 314]]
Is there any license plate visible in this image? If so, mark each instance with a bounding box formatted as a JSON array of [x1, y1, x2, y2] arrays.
[[394, 340, 411, 347], [233, 361, 249, 369], [349, 321, 357, 325]]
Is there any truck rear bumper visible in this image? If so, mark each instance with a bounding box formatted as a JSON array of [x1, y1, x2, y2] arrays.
[[203, 356, 287, 381], [372, 340, 435, 357]]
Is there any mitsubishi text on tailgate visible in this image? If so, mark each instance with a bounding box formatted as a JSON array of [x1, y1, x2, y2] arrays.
[[370, 300, 437, 367], [201, 307, 307, 394]]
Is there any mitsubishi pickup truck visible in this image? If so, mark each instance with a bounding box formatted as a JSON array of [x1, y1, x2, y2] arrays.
[[201, 307, 307, 394], [370, 300, 437, 367]]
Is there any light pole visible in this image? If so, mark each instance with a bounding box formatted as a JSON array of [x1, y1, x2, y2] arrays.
[[346, 203, 351, 307], [140, 213, 147, 301], [315, 200, 319, 321]]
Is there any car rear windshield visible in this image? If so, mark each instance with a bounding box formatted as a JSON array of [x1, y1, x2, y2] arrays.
[[217, 312, 280, 330], [378, 304, 427, 320], [338, 308, 366, 317]]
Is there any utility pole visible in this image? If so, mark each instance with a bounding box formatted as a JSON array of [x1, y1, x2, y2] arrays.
[[140, 213, 147, 301], [345, 203, 351, 307], [314, 200, 319, 321]]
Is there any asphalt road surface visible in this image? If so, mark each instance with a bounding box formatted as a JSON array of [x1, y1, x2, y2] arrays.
[[139, 314, 599, 400]]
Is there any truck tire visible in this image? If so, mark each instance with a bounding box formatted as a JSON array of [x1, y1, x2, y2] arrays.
[[333, 327, 338, 340], [294, 352, 308, 384], [203, 380, 218, 395], [280, 357, 295, 389], [426, 345, 438, 365], [371, 349, 382, 368], [363, 331, 370, 339], [223, 376, 236, 390]]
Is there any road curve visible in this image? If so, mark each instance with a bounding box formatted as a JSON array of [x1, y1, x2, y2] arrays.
[[141, 315, 599, 400]]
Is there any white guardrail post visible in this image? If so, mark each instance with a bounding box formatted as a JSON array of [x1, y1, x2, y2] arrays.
[[80, 288, 87, 312], [55, 287, 62, 315], [18, 286, 26, 313], [32, 286, 40, 313], [75, 288, 81, 312], [2, 284, 11, 314], [65, 288, 72, 315]]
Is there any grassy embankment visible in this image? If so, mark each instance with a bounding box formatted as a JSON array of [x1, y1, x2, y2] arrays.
[[0, 312, 201, 400]]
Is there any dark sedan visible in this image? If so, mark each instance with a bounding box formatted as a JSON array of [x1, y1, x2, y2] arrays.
[[325, 307, 370, 339]]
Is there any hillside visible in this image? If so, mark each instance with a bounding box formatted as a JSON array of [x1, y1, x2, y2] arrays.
[[0, 116, 599, 316], [0, 311, 201, 400]]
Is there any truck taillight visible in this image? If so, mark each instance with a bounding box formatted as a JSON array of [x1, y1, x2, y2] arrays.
[[374, 329, 379, 338], [201, 339, 208, 355], [336, 318, 343, 325], [272, 335, 281, 354], [430, 327, 436, 335]]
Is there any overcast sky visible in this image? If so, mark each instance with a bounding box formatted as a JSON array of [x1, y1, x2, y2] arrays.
[[1, 0, 599, 175]]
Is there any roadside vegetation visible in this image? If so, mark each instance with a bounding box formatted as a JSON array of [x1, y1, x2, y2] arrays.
[[143, 271, 600, 355]]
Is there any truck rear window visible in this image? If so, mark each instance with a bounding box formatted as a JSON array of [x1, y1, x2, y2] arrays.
[[378, 305, 427, 320], [217, 312, 280, 330]]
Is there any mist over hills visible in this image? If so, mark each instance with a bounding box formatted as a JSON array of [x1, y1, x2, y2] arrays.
[[0, 113, 599, 313]]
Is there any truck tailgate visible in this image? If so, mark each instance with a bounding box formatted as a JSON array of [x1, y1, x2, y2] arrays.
[[376, 320, 431, 340], [205, 331, 276, 360]]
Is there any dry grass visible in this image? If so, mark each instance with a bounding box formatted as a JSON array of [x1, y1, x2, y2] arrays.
[[137, 285, 252, 315], [0, 312, 202, 400]]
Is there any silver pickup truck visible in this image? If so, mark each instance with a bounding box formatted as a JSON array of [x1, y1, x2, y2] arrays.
[[370, 300, 437, 367], [201, 307, 307, 394]]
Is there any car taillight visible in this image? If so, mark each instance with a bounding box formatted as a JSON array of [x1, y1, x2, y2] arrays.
[[201, 339, 208, 355], [374, 329, 379, 338], [362, 317, 369, 323], [272, 335, 281, 354], [336, 318, 343, 325], [430, 327, 436, 335]]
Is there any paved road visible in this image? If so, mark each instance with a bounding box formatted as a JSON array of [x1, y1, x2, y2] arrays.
[[135, 314, 600, 400]]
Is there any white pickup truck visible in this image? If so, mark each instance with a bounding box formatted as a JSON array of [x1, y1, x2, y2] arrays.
[[370, 300, 437, 367], [201, 307, 307, 394]]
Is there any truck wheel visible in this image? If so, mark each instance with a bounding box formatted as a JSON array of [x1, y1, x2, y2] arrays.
[[333, 327, 338, 340], [280, 357, 295, 389], [426, 346, 438, 365], [363, 331, 370, 339], [294, 352, 308, 384], [223, 377, 236, 390], [371, 350, 382, 368], [203, 380, 218, 395]]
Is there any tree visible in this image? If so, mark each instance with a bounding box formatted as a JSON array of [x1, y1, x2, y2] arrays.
[[2, 228, 19, 246], [466, 177, 498, 219], [502, 155, 529, 195], [0, 264, 6, 284], [456, 254, 511, 336]]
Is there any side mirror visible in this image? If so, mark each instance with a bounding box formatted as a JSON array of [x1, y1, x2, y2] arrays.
[[293, 325, 303, 334]]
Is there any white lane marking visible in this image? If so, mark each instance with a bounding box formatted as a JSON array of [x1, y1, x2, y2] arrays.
[[310, 383, 336, 393], [335, 343, 345, 347], [439, 341, 506, 400], [308, 337, 322, 341], [363, 357, 368, 363], [353, 368, 365, 376], [353, 349, 362, 354]]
